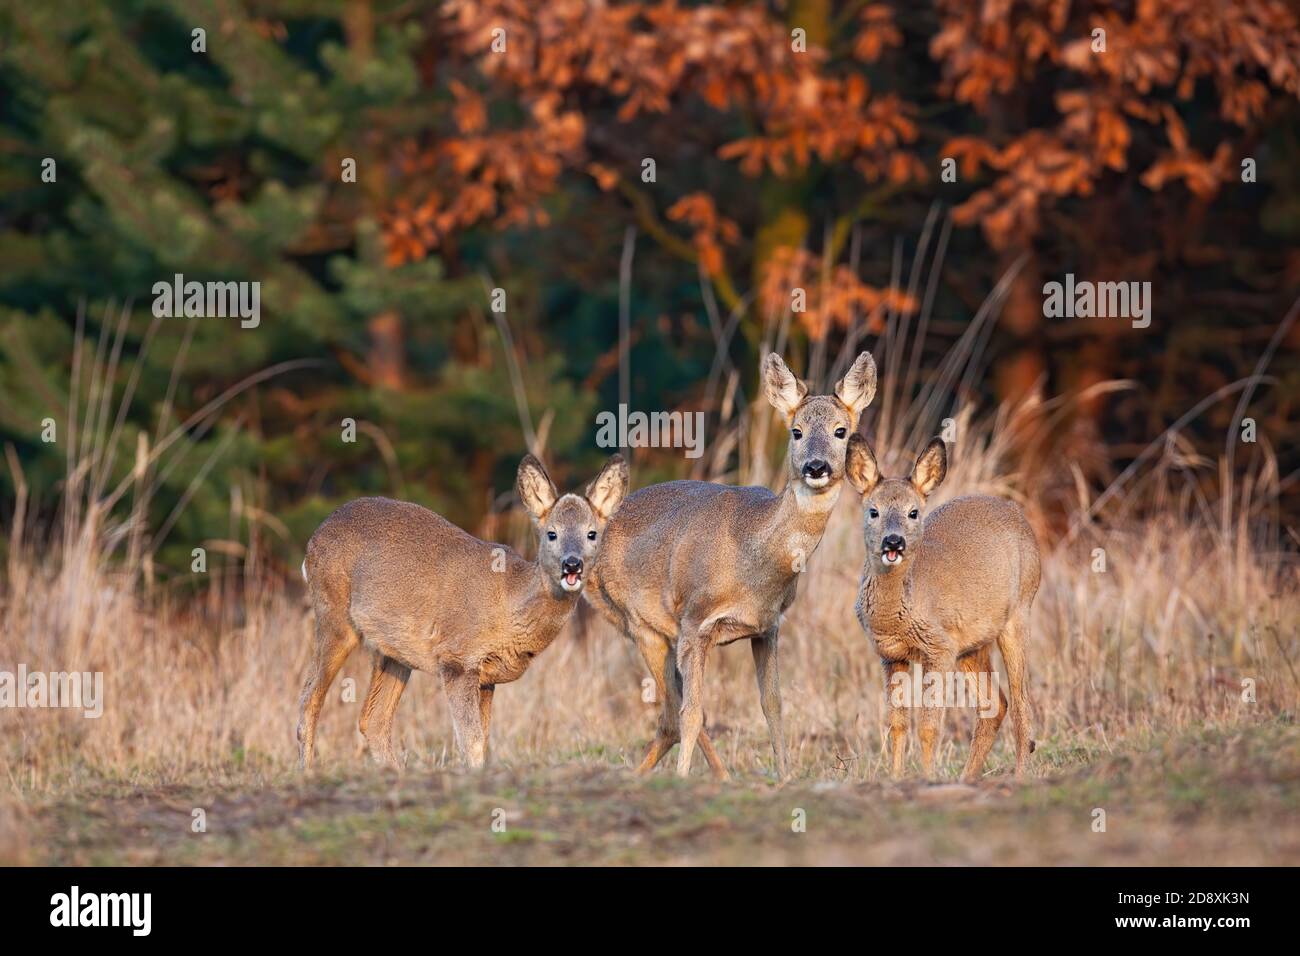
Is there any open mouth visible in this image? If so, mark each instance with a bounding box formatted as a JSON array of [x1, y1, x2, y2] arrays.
[[880, 549, 904, 566], [561, 571, 583, 591]]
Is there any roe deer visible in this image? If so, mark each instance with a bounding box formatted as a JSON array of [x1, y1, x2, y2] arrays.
[[586, 352, 877, 780], [846, 435, 1040, 781], [297, 453, 628, 770]]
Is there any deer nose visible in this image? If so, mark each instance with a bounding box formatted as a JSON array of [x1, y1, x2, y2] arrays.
[[561, 557, 583, 575], [882, 534, 906, 552], [802, 459, 830, 479]]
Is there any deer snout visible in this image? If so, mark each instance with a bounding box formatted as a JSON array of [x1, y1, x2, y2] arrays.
[[560, 556, 584, 591], [880, 534, 906, 567], [802, 458, 831, 481]]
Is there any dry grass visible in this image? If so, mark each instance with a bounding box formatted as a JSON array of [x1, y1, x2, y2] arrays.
[[2, 391, 1295, 798], [2, 495, 1297, 865], [2, 275, 1297, 866], [19, 719, 1300, 865]]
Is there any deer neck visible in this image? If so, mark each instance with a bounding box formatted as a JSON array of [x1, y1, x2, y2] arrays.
[[507, 561, 579, 642], [859, 561, 913, 633], [755, 479, 840, 575]]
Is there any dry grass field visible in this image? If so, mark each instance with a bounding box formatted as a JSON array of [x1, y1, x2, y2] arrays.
[[8, 719, 1298, 866], [2, 313, 1297, 866], [4, 437, 1298, 865]]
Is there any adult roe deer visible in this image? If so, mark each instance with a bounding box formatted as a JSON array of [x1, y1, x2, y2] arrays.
[[297, 453, 628, 769], [846, 434, 1040, 781], [586, 351, 877, 780]]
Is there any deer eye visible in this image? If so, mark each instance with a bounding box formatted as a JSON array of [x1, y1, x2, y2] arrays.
[[868, 508, 879, 519], [834, 427, 847, 439], [791, 428, 803, 440], [909, 509, 919, 520], [587, 530, 597, 541], [547, 531, 557, 541]]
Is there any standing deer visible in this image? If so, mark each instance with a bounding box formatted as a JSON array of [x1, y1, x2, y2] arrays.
[[846, 434, 1040, 781], [587, 351, 877, 780], [297, 453, 628, 770]]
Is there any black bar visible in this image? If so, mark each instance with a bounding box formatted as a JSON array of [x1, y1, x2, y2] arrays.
[[0, 866, 1281, 942]]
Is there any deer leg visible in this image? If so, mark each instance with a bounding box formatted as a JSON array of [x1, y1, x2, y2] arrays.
[[918, 650, 956, 779], [441, 665, 487, 769], [958, 647, 1006, 783], [675, 657, 727, 781], [675, 629, 711, 778], [637, 734, 674, 774], [356, 651, 382, 758], [697, 736, 726, 779], [297, 609, 360, 770], [882, 659, 911, 778], [359, 653, 411, 766], [634, 631, 725, 778], [751, 628, 790, 781], [634, 631, 676, 773], [997, 611, 1033, 778], [479, 684, 495, 763]]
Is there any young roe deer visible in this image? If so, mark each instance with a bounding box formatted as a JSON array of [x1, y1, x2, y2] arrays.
[[586, 352, 877, 780], [846, 435, 1040, 781], [297, 453, 628, 770]]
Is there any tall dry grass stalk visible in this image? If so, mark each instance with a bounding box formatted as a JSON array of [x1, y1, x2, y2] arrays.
[[2, 245, 1297, 796]]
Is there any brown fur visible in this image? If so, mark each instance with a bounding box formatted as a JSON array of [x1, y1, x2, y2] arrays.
[[296, 454, 627, 769], [847, 435, 1041, 781], [587, 352, 877, 779]]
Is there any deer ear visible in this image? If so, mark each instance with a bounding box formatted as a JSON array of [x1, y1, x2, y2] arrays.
[[586, 453, 628, 521], [835, 351, 877, 424], [910, 437, 948, 498], [762, 353, 808, 422], [845, 433, 881, 497], [516, 454, 559, 523]]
